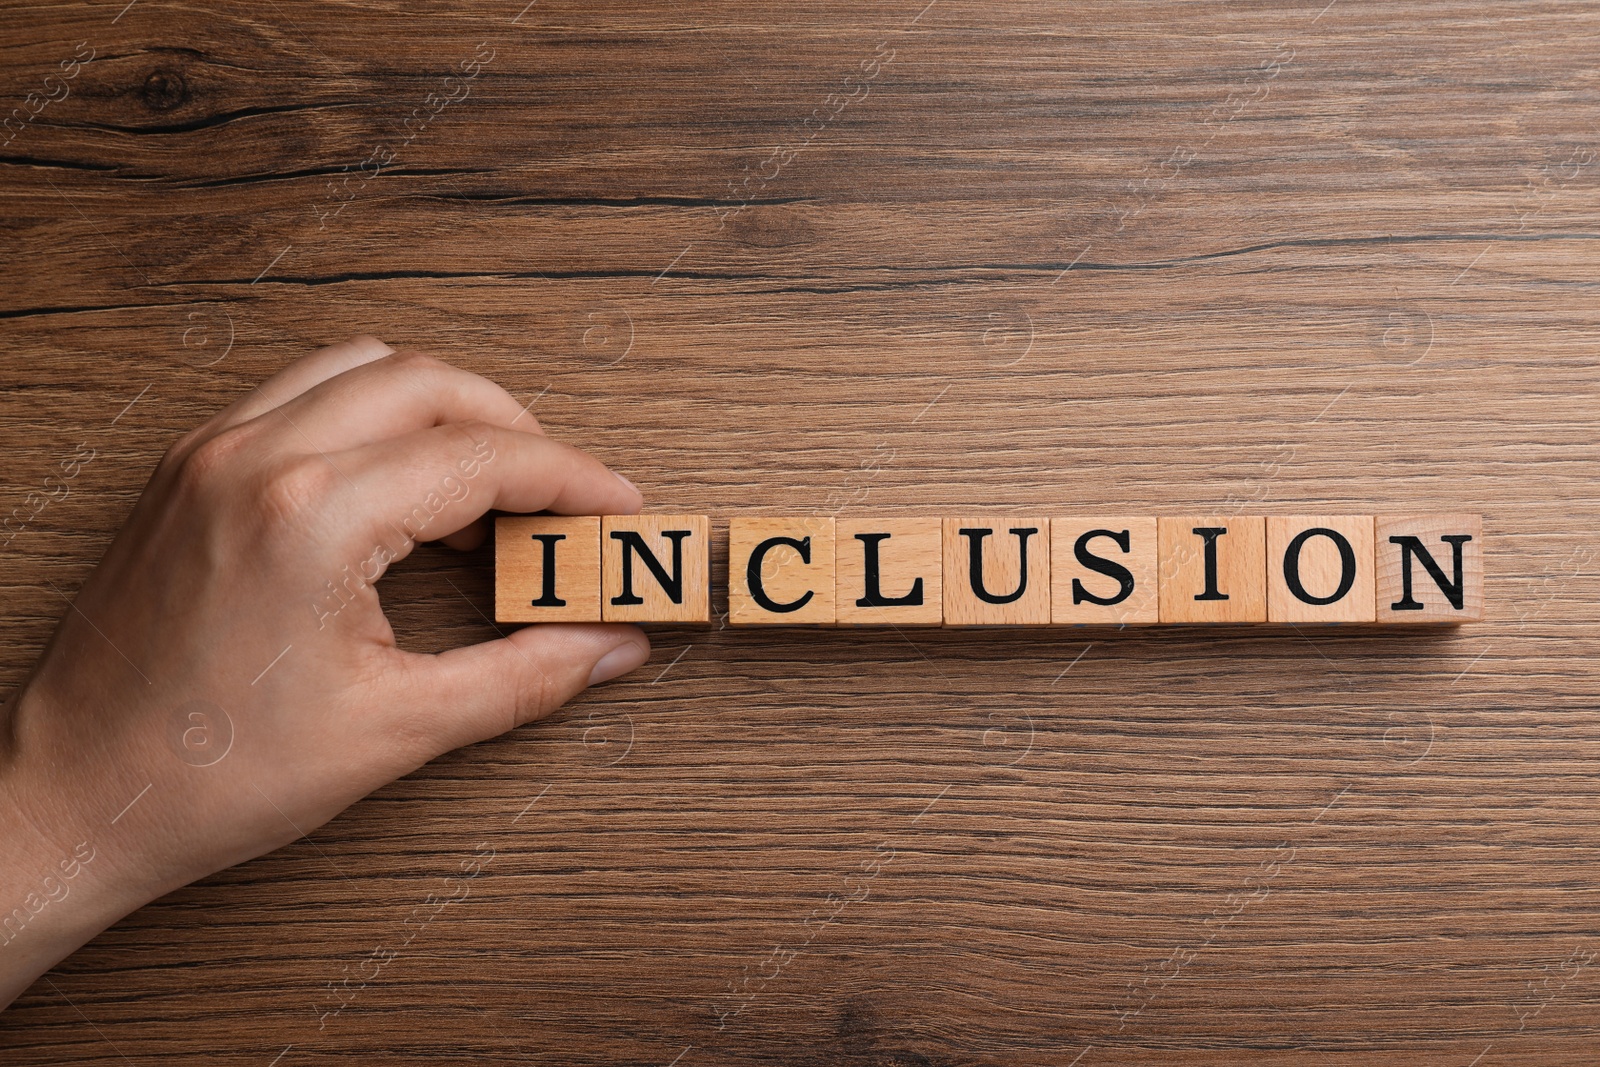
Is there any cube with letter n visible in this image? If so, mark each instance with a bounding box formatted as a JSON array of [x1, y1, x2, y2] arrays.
[[1375, 514, 1483, 623], [601, 515, 711, 624]]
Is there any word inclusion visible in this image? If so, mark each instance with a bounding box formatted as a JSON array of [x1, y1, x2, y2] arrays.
[[495, 514, 1483, 626]]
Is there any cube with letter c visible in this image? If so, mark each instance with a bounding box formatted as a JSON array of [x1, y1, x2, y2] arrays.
[[729, 517, 836, 625]]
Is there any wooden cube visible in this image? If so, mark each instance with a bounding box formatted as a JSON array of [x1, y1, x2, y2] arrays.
[[601, 514, 711, 624], [1050, 517, 1159, 625], [1157, 516, 1267, 623], [942, 518, 1051, 626], [1375, 514, 1484, 623], [729, 517, 837, 625], [835, 517, 943, 626], [1266, 516, 1376, 623], [495, 515, 601, 623]]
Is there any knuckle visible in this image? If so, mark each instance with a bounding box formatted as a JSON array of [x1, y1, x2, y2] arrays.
[[157, 427, 207, 475], [522, 665, 556, 720], [450, 419, 496, 450], [490, 652, 556, 729], [163, 428, 339, 538], [383, 350, 452, 399], [385, 349, 441, 374], [384, 704, 443, 761], [170, 425, 254, 495], [251, 455, 337, 526]]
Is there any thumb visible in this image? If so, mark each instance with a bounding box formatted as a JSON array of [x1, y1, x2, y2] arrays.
[[391, 624, 651, 756]]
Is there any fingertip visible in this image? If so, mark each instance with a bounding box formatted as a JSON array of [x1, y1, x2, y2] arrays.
[[612, 470, 644, 514], [586, 631, 651, 686], [416, 622, 652, 746], [346, 334, 395, 358], [500, 621, 648, 674]]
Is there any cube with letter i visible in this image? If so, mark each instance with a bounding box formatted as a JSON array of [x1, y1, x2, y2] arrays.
[[495, 515, 601, 623], [1157, 516, 1267, 623]]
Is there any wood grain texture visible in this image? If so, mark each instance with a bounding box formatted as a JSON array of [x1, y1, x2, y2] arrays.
[[1265, 515, 1376, 624], [1158, 516, 1269, 623], [494, 514, 601, 623], [728, 516, 836, 625], [2, 0, 1598, 1063]]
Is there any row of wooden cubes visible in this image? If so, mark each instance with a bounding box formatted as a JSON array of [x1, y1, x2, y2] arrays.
[[495, 514, 1483, 626]]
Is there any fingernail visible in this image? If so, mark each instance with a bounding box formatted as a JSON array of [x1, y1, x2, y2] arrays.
[[587, 640, 649, 686], [614, 470, 640, 494]]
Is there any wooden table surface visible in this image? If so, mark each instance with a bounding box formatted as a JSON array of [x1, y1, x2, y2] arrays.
[[3, 1, 1597, 1063]]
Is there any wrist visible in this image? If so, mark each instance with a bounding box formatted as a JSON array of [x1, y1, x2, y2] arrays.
[[0, 686, 162, 1008]]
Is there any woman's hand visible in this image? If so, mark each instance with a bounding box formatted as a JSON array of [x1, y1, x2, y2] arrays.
[[0, 336, 650, 1006]]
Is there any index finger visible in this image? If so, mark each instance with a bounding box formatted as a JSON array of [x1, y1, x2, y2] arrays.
[[246, 350, 545, 454], [330, 422, 642, 560]]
